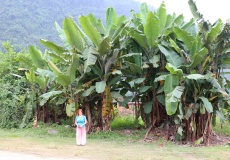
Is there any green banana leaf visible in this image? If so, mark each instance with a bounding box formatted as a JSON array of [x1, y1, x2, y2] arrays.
[[199, 96, 213, 113], [48, 60, 62, 75], [144, 101, 153, 114], [106, 7, 117, 36], [111, 91, 124, 102], [82, 47, 97, 73], [186, 74, 204, 80], [108, 75, 121, 86], [140, 2, 149, 25], [164, 75, 179, 95], [40, 91, 63, 100], [191, 47, 208, 68], [79, 15, 102, 47], [83, 86, 96, 97], [63, 18, 84, 52], [96, 81, 106, 93], [144, 12, 160, 46], [56, 74, 71, 87], [166, 63, 183, 76], [157, 2, 167, 34], [40, 39, 66, 55], [66, 102, 75, 117], [55, 22, 71, 50], [104, 49, 119, 74], [129, 29, 148, 49], [158, 45, 183, 68], [98, 37, 111, 56], [139, 86, 152, 93], [205, 19, 222, 43], [88, 13, 105, 36], [174, 27, 195, 52], [29, 46, 45, 68], [66, 54, 80, 83], [37, 68, 56, 82]]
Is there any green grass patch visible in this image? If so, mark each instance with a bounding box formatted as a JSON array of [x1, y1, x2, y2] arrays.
[[111, 115, 144, 130], [213, 120, 230, 136]]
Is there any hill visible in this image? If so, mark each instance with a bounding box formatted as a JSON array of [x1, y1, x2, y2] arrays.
[[0, 0, 145, 52]]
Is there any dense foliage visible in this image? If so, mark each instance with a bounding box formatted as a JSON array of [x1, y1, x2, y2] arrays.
[[0, 42, 30, 128], [0, 0, 142, 52], [1, 0, 230, 146]]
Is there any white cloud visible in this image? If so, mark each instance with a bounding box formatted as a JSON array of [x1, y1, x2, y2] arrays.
[[136, 0, 230, 23]]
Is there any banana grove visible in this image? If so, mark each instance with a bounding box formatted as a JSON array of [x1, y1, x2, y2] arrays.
[[15, 0, 230, 145]]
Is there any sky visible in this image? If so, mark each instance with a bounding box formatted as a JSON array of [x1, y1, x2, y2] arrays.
[[136, 0, 230, 23]]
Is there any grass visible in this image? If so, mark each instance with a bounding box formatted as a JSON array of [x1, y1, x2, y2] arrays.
[[111, 114, 144, 130], [213, 119, 230, 136], [0, 116, 229, 160]]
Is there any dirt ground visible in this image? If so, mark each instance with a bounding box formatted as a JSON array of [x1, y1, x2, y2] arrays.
[[0, 150, 80, 160], [0, 130, 230, 160]]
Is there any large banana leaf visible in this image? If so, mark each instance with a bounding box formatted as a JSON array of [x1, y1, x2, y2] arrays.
[[82, 47, 97, 73], [191, 47, 208, 68], [164, 75, 179, 95], [111, 91, 124, 102], [104, 49, 119, 74], [55, 22, 71, 50], [108, 75, 121, 86], [40, 39, 66, 55], [98, 37, 111, 56], [168, 86, 185, 103], [129, 29, 148, 49], [157, 2, 167, 34], [79, 15, 102, 47], [144, 12, 160, 46], [166, 97, 178, 115], [158, 45, 183, 68], [66, 102, 75, 117], [83, 86, 96, 97], [29, 46, 45, 68], [56, 74, 71, 87], [140, 2, 149, 25], [205, 19, 222, 43], [63, 18, 84, 52], [186, 74, 204, 80], [48, 60, 62, 75], [66, 54, 79, 83], [144, 101, 153, 114], [37, 68, 56, 81], [105, 7, 117, 36], [40, 91, 63, 100], [88, 13, 105, 36], [166, 63, 183, 76], [96, 81, 106, 93], [125, 61, 142, 74], [199, 96, 213, 113], [174, 27, 195, 52], [188, 0, 203, 21]]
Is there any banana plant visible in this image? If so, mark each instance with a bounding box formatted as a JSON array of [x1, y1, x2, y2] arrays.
[[125, 2, 196, 127], [75, 8, 131, 130]]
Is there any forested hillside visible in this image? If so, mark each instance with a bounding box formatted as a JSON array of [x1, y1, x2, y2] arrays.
[[0, 0, 143, 51]]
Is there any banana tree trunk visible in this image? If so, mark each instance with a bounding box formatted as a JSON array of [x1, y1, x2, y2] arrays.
[[85, 102, 92, 132], [101, 86, 112, 131]]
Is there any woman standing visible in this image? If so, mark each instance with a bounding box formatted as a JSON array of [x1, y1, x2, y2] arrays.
[[75, 109, 87, 146]]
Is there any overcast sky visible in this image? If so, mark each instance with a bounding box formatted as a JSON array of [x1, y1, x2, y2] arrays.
[[136, 0, 230, 23]]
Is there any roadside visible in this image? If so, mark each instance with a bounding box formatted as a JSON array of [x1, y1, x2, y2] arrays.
[[0, 150, 80, 160]]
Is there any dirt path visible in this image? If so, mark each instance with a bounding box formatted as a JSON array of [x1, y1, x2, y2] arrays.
[[0, 150, 82, 160]]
